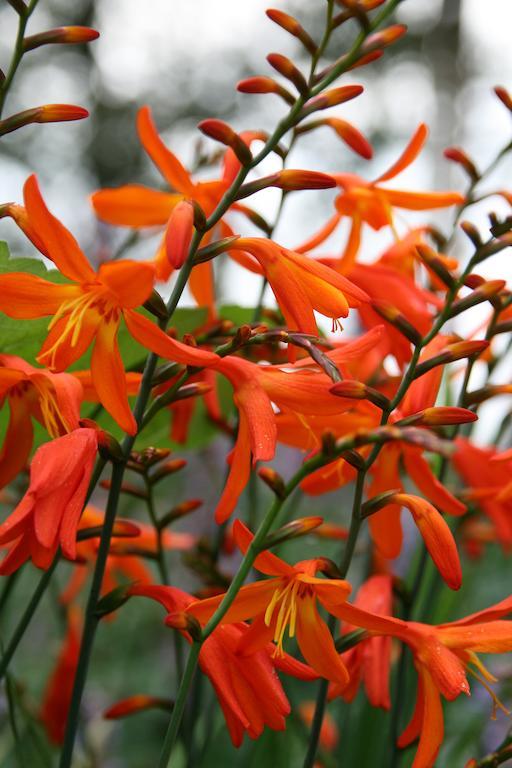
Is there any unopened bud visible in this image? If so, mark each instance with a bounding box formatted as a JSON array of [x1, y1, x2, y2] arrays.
[[444, 147, 479, 183], [330, 380, 390, 410], [258, 467, 286, 498], [413, 340, 489, 379], [150, 458, 187, 484], [495, 85, 512, 112], [143, 289, 168, 321], [267, 53, 308, 95], [237, 76, 295, 105], [79, 419, 123, 462], [459, 220, 482, 248], [335, 628, 368, 653], [263, 516, 324, 549], [362, 24, 407, 52], [301, 85, 364, 117], [464, 384, 512, 406], [165, 200, 195, 269], [313, 523, 349, 541], [0, 104, 88, 136], [105, 695, 173, 719], [165, 611, 202, 641], [372, 300, 422, 346], [397, 406, 478, 427], [266, 9, 317, 55], [450, 280, 506, 317], [237, 169, 335, 199], [416, 244, 456, 289], [158, 499, 203, 530], [95, 584, 132, 618], [174, 382, 212, 402], [316, 557, 344, 579], [195, 235, 240, 265], [198, 119, 252, 165], [23, 26, 99, 52]]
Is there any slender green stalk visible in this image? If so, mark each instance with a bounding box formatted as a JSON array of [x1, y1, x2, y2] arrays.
[[0, 0, 39, 118], [158, 643, 201, 768]]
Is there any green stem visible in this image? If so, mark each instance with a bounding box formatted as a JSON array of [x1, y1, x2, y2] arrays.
[[0, 0, 39, 118], [158, 643, 201, 768]]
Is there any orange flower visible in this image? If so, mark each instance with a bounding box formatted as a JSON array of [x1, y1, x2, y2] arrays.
[[0, 354, 82, 489], [188, 520, 352, 686], [0, 428, 98, 573], [230, 237, 368, 337], [296, 124, 464, 271], [130, 582, 315, 747], [40, 607, 82, 745], [0, 175, 218, 434], [334, 595, 512, 768]]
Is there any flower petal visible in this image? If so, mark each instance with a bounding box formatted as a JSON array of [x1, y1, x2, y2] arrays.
[[137, 106, 195, 195], [295, 594, 350, 686], [24, 175, 95, 282], [91, 318, 137, 435], [91, 185, 180, 227], [0, 274, 79, 318], [374, 124, 428, 184], [98, 260, 155, 308]]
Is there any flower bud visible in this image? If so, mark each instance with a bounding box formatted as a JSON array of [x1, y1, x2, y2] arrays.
[[263, 516, 324, 549], [0, 104, 88, 136], [301, 85, 364, 117], [158, 499, 203, 530], [444, 147, 479, 183], [413, 340, 489, 378], [371, 300, 422, 346], [362, 24, 407, 53], [150, 458, 187, 484], [361, 489, 403, 518], [450, 280, 506, 317], [416, 244, 456, 289], [402, 406, 478, 427], [330, 380, 390, 410], [237, 76, 295, 105], [143, 289, 168, 321], [237, 169, 336, 199], [195, 235, 241, 264], [23, 26, 99, 52], [460, 220, 483, 248], [258, 467, 286, 498], [165, 200, 195, 270], [95, 584, 133, 618], [267, 53, 308, 95], [198, 119, 252, 165], [266, 9, 317, 55], [165, 611, 202, 641], [105, 695, 173, 719], [495, 85, 512, 112], [313, 523, 349, 541]]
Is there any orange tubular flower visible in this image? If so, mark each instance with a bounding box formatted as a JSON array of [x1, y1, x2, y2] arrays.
[[0, 175, 218, 434], [0, 354, 82, 489], [40, 607, 82, 745], [230, 238, 369, 337], [333, 595, 512, 768], [129, 583, 315, 747], [0, 428, 98, 574], [188, 520, 352, 686], [296, 123, 464, 271]]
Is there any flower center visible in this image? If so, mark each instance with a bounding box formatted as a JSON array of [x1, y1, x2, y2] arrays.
[[264, 579, 302, 656]]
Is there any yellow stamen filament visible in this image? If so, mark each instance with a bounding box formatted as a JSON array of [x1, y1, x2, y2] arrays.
[[466, 662, 510, 720], [42, 291, 103, 368], [264, 579, 301, 657]]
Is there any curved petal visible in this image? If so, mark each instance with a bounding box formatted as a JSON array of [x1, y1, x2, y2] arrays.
[[91, 185, 180, 227], [0, 398, 34, 489], [215, 411, 251, 524], [137, 106, 195, 195], [381, 188, 464, 211], [232, 519, 296, 577], [374, 124, 428, 184], [411, 669, 444, 768], [0, 274, 79, 318], [189, 261, 216, 319], [37, 308, 100, 371], [294, 213, 342, 254], [98, 260, 155, 308], [24, 175, 95, 282], [91, 318, 137, 435], [438, 621, 512, 653], [295, 594, 350, 686], [337, 217, 362, 273], [123, 309, 219, 366], [403, 449, 466, 517], [187, 579, 279, 625]]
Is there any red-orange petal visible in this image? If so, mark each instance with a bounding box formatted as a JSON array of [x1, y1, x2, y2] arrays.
[[137, 106, 195, 195], [91, 318, 137, 435], [91, 185, 180, 227]]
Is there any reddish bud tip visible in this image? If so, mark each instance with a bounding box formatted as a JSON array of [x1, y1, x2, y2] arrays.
[[198, 118, 252, 164], [495, 85, 512, 112], [237, 76, 295, 105], [273, 169, 336, 190], [267, 52, 308, 95], [363, 24, 407, 52], [266, 9, 317, 55], [444, 147, 479, 182], [165, 200, 195, 270], [37, 104, 89, 122], [105, 695, 173, 719], [165, 611, 202, 641], [258, 467, 286, 498], [23, 26, 99, 52]]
